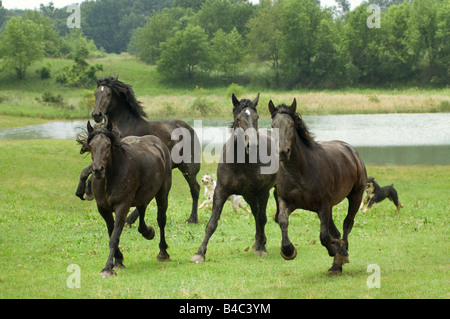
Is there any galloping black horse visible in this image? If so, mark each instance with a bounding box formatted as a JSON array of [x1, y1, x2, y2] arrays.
[[191, 94, 278, 263], [269, 99, 367, 274], [77, 77, 201, 223], [80, 120, 172, 277]]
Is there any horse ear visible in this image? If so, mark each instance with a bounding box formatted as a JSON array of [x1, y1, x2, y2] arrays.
[[252, 93, 260, 107], [290, 98, 297, 114], [87, 121, 94, 133], [268, 100, 276, 115], [232, 93, 240, 108]]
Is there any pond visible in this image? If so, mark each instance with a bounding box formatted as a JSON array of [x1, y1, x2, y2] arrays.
[[0, 113, 449, 165]]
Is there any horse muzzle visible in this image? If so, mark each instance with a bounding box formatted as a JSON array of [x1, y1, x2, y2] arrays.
[[92, 111, 104, 123], [93, 166, 105, 179]]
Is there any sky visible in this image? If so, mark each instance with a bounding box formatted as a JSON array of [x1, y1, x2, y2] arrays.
[[2, 0, 365, 11]]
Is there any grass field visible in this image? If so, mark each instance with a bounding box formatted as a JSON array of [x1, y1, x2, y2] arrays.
[[0, 54, 449, 122], [0, 139, 448, 299]]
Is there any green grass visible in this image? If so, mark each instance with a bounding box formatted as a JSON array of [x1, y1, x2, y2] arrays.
[[0, 54, 449, 122], [0, 139, 448, 298]]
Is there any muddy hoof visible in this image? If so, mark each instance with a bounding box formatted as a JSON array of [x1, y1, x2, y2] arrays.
[[280, 247, 297, 260], [100, 269, 116, 278], [190, 253, 205, 263]]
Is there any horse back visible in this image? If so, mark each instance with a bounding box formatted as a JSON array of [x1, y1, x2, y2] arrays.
[[318, 140, 366, 200], [110, 135, 171, 207]]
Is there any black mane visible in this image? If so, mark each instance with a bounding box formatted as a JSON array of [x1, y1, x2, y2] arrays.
[[77, 122, 122, 154], [271, 104, 315, 148], [97, 77, 148, 118]]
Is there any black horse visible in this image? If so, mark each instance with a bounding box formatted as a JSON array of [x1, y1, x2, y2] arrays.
[[80, 120, 172, 277], [77, 77, 201, 223], [190, 94, 278, 263], [269, 99, 367, 275]]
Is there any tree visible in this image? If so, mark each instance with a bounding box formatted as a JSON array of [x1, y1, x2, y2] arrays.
[[279, 0, 325, 88], [157, 25, 210, 81], [1, 17, 44, 79], [406, 0, 448, 85], [23, 10, 61, 57], [129, 7, 194, 64], [246, 0, 282, 70], [210, 27, 245, 77], [192, 0, 255, 38]]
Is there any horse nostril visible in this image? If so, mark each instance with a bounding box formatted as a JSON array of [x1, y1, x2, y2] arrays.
[[92, 112, 103, 122]]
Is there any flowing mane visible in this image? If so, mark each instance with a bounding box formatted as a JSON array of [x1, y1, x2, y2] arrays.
[[97, 77, 148, 118], [271, 104, 316, 148]]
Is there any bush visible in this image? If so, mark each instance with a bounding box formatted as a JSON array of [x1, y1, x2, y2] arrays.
[[36, 64, 51, 79]]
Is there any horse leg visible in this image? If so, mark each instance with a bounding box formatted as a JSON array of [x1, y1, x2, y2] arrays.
[[155, 183, 171, 262], [137, 204, 155, 240], [278, 199, 297, 260], [190, 187, 228, 263], [248, 192, 269, 257], [126, 209, 140, 226], [98, 205, 127, 277], [180, 163, 201, 224], [273, 187, 280, 223], [75, 164, 92, 200]]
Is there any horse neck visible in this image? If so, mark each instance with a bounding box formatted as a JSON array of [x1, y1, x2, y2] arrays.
[[107, 96, 147, 132], [104, 145, 126, 184], [285, 132, 313, 172]]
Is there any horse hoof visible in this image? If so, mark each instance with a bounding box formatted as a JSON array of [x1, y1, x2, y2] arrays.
[[85, 193, 94, 201], [114, 263, 126, 270], [185, 217, 198, 224], [157, 253, 170, 262], [143, 226, 155, 240], [280, 247, 297, 260], [100, 269, 116, 278], [255, 250, 268, 258], [190, 254, 205, 263], [328, 268, 342, 276]]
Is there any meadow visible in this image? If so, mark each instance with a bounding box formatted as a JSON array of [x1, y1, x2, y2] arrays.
[[0, 54, 449, 124], [0, 53, 448, 299], [0, 139, 448, 299]]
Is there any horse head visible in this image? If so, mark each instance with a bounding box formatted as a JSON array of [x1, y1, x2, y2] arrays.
[[269, 99, 297, 162], [86, 119, 117, 179], [92, 84, 113, 123], [231, 93, 260, 154]]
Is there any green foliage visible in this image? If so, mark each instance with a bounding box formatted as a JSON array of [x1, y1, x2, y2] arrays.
[[37, 91, 64, 106], [157, 25, 210, 81], [1, 17, 44, 80], [210, 28, 245, 77], [36, 63, 52, 79], [56, 54, 103, 89]]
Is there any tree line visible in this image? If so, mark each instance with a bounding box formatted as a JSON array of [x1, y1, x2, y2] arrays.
[[0, 0, 448, 88]]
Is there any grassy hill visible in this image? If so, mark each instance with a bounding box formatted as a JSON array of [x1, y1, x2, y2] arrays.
[[0, 53, 449, 126]]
